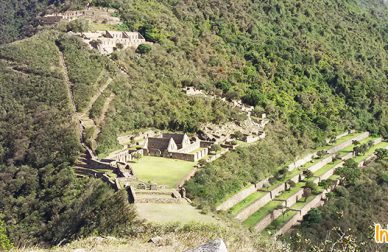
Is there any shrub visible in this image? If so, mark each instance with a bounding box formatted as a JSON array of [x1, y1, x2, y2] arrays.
[[136, 44, 152, 54]]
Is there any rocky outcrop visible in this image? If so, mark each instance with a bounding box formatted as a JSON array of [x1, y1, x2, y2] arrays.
[[185, 239, 227, 252]]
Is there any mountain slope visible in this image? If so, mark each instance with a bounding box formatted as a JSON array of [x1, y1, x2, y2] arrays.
[[0, 0, 386, 248]]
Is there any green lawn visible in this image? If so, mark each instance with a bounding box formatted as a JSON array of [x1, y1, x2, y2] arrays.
[[229, 191, 267, 216], [131, 156, 195, 187], [243, 200, 283, 227], [263, 210, 298, 234], [313, 159, 342, 177], [135, 202, 217, 224], [276, 183, 304, 200]]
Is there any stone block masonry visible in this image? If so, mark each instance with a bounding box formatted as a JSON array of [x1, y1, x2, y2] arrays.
[[216, 179, 270, 211], [327, 132, 369, 154], [217, 132, 369, 212], [274, 192, 326, 237], [235, 192, 272, 221]]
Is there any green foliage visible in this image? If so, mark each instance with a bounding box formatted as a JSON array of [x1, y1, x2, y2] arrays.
[[0, 217, 12, 250], [66, 19, 90, 32], [375, 148, 388, 160], [285, 159, 388, 251], [135, 44, 152, 54], [185, 123, 302, 207], [0, 32, 80, 167], [335, 159, 361, 185], [305, 181, 319, 194], [301, 208, 322, 227], [0, 164, 140, 246]]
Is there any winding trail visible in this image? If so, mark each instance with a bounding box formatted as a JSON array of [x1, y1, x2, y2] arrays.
[[82, 77, 112, 115], [57, 50, 76, 114], [97, 93, 115, 126]]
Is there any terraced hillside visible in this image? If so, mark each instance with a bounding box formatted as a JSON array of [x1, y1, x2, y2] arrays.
[[217, 132, 387, 236]]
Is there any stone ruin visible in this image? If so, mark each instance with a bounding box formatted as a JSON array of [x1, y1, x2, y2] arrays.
[[42, 7, 121, 25], [142, 133, 209, 162], [182, 86, 269, 144], [72, 30, 148, 54]]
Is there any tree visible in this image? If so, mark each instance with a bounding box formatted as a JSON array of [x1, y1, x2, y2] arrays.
[[66, 19, 89, 33], [375, 148, 388, 160], [232, 131, 244, 141], [89, 39, 102, 49], [303, 187, 312, 202], [216, 80, 231, 93], [303, 169, 314, 178], [305, 181, 319, 194], [302, 208, 322, 227], [335, 159, 360, 185], [0, 217, 12, 251], [287, 179, 296, 189], [136, 44, 152, 54], [210, 144, 222, 153]]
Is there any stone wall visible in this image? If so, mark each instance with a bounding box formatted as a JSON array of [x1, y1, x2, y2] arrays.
[[177, 141, 201, 153], [288, 153, 315, 171], [217, 185, 258, 211], [255, 208, 286, 232], [216, 132, 369, 213], [275, 193, 325, 236], [235, 192, 272, 221], [216, 178, 271, 211], [285, 189, 304, 207], [327, 132, 369, 154], [200, 141, 214, 148], [308, 155, 334, 173]]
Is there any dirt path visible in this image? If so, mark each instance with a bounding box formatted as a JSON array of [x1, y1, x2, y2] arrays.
[[82, 77, 112, 115], [97, 93, 115, 126], [57, 50, 77, 114]]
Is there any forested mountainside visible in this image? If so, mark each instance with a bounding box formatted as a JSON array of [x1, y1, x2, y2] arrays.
[[0, 0, 387, 249]]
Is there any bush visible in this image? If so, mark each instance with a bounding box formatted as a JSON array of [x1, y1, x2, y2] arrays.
[[136, 44, 152, 54], [66, 19, 90, 33]]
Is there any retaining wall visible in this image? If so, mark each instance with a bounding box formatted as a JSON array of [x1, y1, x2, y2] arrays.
[[235, 192, 272, 221], [216, 132, 369, 212], [285, 190, 304, 207], [275, 193, 325, 237], [217, 185, 258, 211], [288, 153, 315, 171], [255, 208, 285, 232], [327, 132, 369, 154]]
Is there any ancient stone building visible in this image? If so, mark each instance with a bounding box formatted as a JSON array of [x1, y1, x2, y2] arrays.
[[75, 31, 147, 54], [143, 133, 208, 162], [44, 7, 121, 25]]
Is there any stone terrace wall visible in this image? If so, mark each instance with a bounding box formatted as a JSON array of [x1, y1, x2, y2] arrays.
[[308, 155, 334, 173], [170, 152, 196, 162], [216, 178, 270, 211], [177, 141, 201, 153], [217, 132, 369, 212], [235, 192, 272, 221], [285, 190, 304, 207], [255, 208, 286, 232], [288, 153, 315, 171], [275, 193, 325, 237], [327, 132, 369, 154]]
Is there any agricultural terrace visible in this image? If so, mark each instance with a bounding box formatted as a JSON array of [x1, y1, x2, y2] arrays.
[[131, 156, 196, 188]]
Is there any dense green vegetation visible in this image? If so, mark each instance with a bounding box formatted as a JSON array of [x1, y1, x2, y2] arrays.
[[285, 156, 388, 251], [0, 32, 140, 247], [0, 0, 387, 249], [185, 123, 303, 207]]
